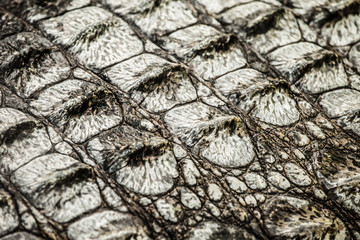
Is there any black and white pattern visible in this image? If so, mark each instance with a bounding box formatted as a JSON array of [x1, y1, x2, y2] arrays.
[[0, 0, 360, 239]]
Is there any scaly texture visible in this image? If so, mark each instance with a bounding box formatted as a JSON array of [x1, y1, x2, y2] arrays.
[[0, 0, 360, 239]]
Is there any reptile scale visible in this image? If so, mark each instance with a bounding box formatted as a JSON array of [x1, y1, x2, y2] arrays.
[[0, 0, 360, 239]]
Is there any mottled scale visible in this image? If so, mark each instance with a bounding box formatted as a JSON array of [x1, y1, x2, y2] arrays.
[[263, 196, 349, 239], [0, 32, 71, 98], [114, 0, 198, 36], [188, 36, 247, 80], [87, 125, 179, 195], [187, 221, 256, 240], [104, 55, 197, 113], [11, 153, 102, 223], [161, 24, 222, 58], [214, 69, 300, 126], [219, 2, 301, 54], [311, 0, 360, 46], [314, 150, 360, 215], [196, 0, 250, 14], [0, 190, 19, 237], [155, 198, 182, 223], [165, 102, 255, 168], [268, 42, 348, 94], [0, 108, 52, 173], [319, 89, 360, 137], [67, 210, 150, 240], [349, 42, 360, 72], [0, 232, 43, 240], [0, 10, 27, 39], [41, 6, 143, 71], [30, 79, 123, 143], [0, 0, 91, 23]]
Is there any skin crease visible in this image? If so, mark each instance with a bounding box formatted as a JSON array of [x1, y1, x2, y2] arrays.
[[0, 0, 359, 239]]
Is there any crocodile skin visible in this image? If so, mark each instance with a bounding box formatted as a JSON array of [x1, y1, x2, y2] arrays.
[[0, 0, 360, 239]]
